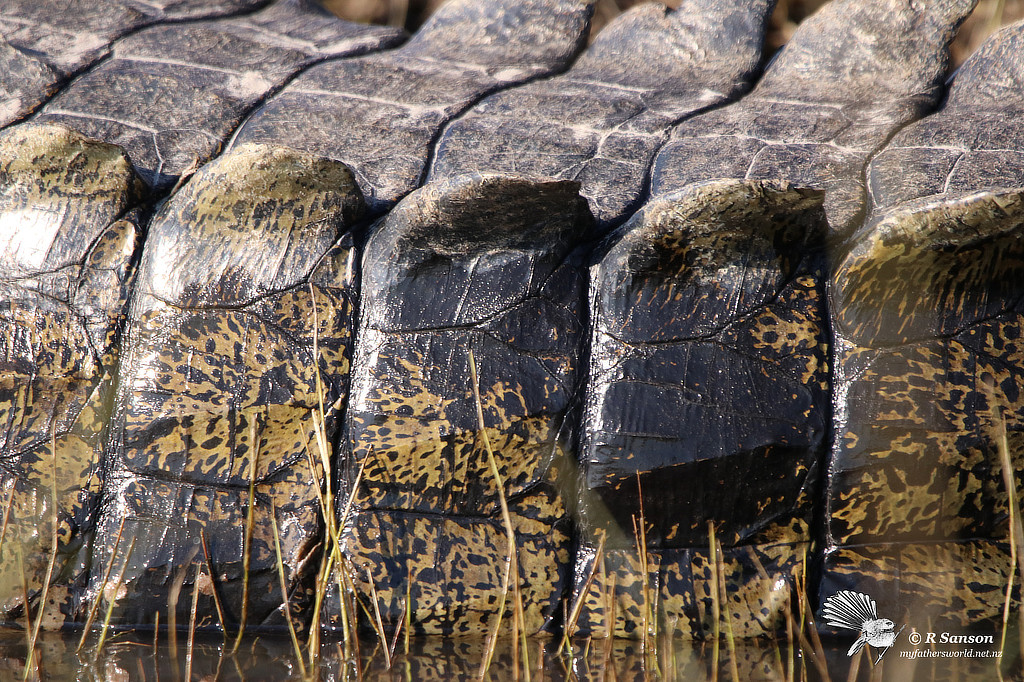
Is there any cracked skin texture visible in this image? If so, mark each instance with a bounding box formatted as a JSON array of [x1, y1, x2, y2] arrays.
[[94, 143, 364, 628], [330, 175, 589, 636], [0, 123, 142, 618]]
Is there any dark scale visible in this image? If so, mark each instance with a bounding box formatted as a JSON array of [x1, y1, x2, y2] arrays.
[[328, 176, 590, 636], [575, 0, 976, 639], [822, 21, 1024, 629], [94, 145, 364, 628]]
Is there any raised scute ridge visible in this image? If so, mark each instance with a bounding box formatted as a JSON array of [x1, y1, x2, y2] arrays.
[[866, 21, 1024, 216], [230, 0, 593, 213], [94, 144, 364, 628], [429, 0, 775, 228], [823, 20, 1024, 628], [651, 0, 978, 237], [0, 123, 143, 623], [34, 0, 404, 191], [575, 180, 828, 638], [332, 174, 591, 635], [0, 0, 272, 127], [0, 38, 60, 128]]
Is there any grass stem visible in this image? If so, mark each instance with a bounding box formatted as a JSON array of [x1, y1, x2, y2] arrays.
[[232, 417, 260, 654], [78, 519, 125, 652], [270, 503, 307, 678]]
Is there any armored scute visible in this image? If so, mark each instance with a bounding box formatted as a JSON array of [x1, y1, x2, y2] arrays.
[[332, 175, 589, 635], [0, 123, 141, 618], [822, 20, 1024, 625], [0, 0, 1022, 645]]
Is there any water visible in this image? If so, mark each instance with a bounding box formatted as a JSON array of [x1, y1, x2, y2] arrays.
[[0, 629, 1018, 681]]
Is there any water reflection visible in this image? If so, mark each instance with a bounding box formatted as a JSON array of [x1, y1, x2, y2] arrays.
[[0, 630, 1018, 681]]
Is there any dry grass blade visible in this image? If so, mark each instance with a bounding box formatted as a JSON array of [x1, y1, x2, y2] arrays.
[[709, 522, 720, 682], [310, 549, 335, 664], [270, 502, 307, 678], [634, 472, 653, 657], [561, 533, 606, 655], [714, 537, 739, 682], [18, 551, 31, 659], [95, 536, 137, 660], [604, 566, 616, 641], [186, 563, 201, 682], [199, 528, 228, 641], [1001, 484, 1017, 660], [232, 417, 261, 655], [388, 596, 405, 662], [307, 282, 332, 484], [784, 587, 794, 682], [785, 602, 830, 681], [78, 518, 126, 652], [995, 404, 1024, 664], [333, 455, 370, 654], [364, 567, 392, 670], [303, 283, 339, 663], [405, 575, 412, 655], [846, 647, 863, 682], [168, 545, 200, 657], [797, 545, 829, 679], [0, 484, 13, 552], [468, 349, 518, 681], [24, 440, 62, 681]]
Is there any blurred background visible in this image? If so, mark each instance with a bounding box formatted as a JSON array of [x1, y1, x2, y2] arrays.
[[320, 0, 1023, 68]]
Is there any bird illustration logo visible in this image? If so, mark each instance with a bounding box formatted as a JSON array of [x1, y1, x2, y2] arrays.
[[822, 590, 905, 663]]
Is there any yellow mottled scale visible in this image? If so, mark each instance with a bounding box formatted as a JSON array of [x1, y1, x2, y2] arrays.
[[0, 123, 141, 623], [830, 190, 1024, 546], [341, 476, 571, 637], [96, 143, 363, 627], [573, 542, 806, 640], [578, 180, 828, 639], [352, 363, 561, 514], [824, 542, 1013, 626], [826, 183, 1024, 625], [336, 176, 588, 636]]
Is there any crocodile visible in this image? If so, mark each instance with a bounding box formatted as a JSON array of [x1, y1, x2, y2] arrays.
[[0, 0, 1021, 643]]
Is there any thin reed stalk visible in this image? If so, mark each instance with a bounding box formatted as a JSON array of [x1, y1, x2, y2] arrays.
[[18, 552, 31, 658], [995, 405, 1024, 664], [469, 349, 522, 681], [405, 576, 412, 655], [713, 537, 739, 682], [561, 534, 606, 655], [199, 528, 227, 641], [94, 537, 137, 660], [365, 567, 392, 670], [709, 522, 720, 682], [304, 281, 338, 663], [232, 417, 261, 654], [270, 503, 307, 678], [78, 519, 126, 652], [24, 442, 61, 681], [167, 546, 199, 657], [0, 485, 13, 552], [186, 563, 201, 682], [634, 472, 652, 656]]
